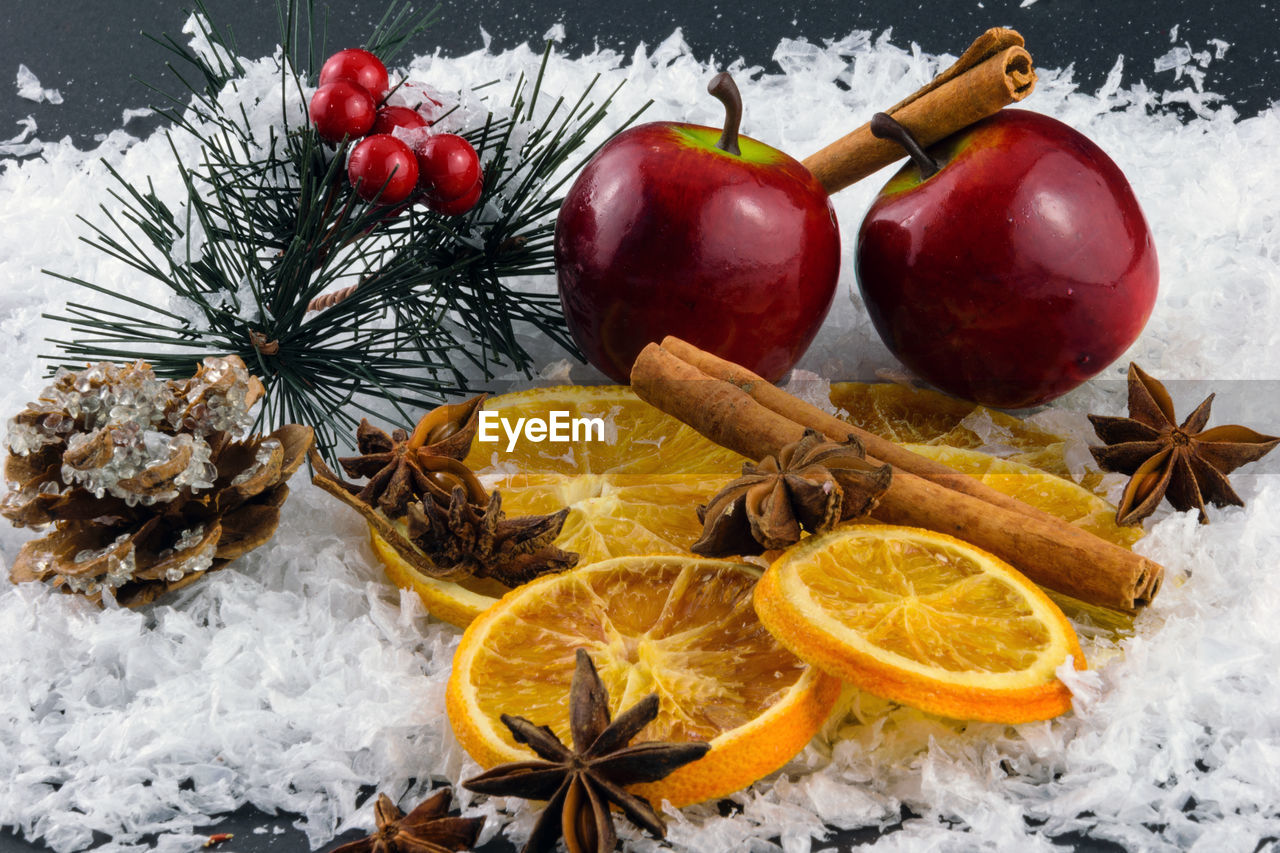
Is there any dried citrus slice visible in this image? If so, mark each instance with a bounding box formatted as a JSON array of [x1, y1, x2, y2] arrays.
[[447, 555, 842, 807], [373, 387, 743, 627], [830, 381, 981, 445], [754, 524, 1085, 723], [462, 385, 745, 476], [902, 444, 1141, 550], [371, 531, 512, 628], [901, 443, 1140, 635], [468, 387, 742, 566], [829, 381, 1096, 490]]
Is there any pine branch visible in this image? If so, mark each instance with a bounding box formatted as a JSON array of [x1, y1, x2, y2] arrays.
[[43, 0, 638, 461], [365, 2, 440, 62]]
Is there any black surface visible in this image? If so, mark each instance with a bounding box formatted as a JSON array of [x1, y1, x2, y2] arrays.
[[3, 0, 1279, 150], [1, 1, 1277, 851]]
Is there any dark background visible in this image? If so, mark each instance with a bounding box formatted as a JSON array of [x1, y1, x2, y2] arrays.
[[2, 0, 1278, 149], [1, 0, 1277, 851]]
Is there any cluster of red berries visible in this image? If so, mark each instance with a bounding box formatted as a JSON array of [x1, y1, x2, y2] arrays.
[[307, 48, 483, 215]]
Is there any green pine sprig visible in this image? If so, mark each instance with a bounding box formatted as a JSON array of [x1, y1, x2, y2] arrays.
[[42, 0, 644, 459]]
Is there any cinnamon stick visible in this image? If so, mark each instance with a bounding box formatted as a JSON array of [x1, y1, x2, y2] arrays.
[[632, 344, 807, 462], [660, 335, 1066, 525], [631, 341, 1163, 613], [803, 28, 1036, 194]]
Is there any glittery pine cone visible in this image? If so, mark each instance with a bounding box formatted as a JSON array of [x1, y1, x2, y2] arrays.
[[2, 357, 313, 606]]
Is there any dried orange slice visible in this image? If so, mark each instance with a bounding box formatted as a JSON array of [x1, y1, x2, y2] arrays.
[[754, 524, 1085, 723], [830, 381, 1096, 490], [462, 385, 745, 476], [902, 443, 1140, 634], [830, 381, 981, 445], [371, 531, 512, 629], [447, 555, 842, 807], [902, 444, 1141, 550], [373, 387, 743, 627]]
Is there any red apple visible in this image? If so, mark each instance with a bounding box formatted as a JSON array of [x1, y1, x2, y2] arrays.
[[855, 109, 1158, 409], [555, 74, 840, 383]]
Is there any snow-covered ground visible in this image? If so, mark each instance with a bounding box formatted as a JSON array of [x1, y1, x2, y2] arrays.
[[2, 20, 1279, 853]]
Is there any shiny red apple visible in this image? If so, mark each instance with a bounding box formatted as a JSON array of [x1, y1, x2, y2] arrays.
[[855, 109, 1158, 408], [555, 74, 840, 383]]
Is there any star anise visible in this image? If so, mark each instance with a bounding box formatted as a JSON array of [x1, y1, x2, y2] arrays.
[[310, 398, 577, 588], [405, 486, 576, 587], [691, 428, 892, 557], [1089, 363, 1280, 525], [463, 648, 710, 853], [338, 395, 487, 517], [329, 789, 483, 853], [312, 449, 576, 587]]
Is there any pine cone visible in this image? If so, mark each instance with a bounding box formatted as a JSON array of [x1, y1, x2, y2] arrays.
[[2, 357, 313, 607]]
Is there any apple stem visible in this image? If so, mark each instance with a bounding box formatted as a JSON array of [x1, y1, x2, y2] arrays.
[[870, 112, 940, 180], [708, 72, 742, 156]]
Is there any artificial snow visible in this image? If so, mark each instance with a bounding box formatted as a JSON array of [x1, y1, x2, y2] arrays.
[[0, 117, 42, 158], [121, 108, 156, 125], [15, 65, 64, 105], [3, 16, 1280, 853]]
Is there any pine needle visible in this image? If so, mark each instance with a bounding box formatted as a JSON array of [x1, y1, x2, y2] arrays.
[[44, 0, 637, 461]]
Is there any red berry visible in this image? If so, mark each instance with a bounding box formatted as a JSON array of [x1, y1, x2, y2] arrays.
[[309, 81, 376, 143], [348, 135, 419, 204], [415, 134, 481, 202], [318, 48, 389, 98], [371, 106, 428, 136], [427, 173, 482, 216]]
